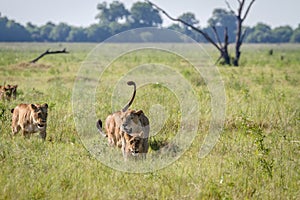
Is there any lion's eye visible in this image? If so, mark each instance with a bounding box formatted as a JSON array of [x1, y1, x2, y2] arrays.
[[38, 113, 42, 118]]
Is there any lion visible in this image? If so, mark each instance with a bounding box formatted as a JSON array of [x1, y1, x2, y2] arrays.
[[7, 84, 18, 100], [0, 85, 10, 100], [0, 84, 17, 100], [96, 81, 149, 159], [11, 103, 48, 140]]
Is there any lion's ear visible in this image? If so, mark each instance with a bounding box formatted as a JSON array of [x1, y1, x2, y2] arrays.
[[30, 104, 38, 111], [136, 110, 144, 115], [42, 103, 48, 109]]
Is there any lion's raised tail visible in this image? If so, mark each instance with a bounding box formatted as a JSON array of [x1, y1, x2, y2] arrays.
[[122, 81, 136, 112]]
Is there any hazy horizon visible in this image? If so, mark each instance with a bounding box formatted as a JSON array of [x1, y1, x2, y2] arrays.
[[0, 0, 299, 28]]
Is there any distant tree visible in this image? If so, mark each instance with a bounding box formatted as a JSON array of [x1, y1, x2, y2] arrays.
[[49, 23, 71, 42], [95, 2, 110, 25], [179, 12, 199, 28], [109, 1, 130, 22], [208, 8, 236, 43], [225, 0, 256, 66], [0, 16, 31, 41], [0, 16, 9, 40], [271, 26, 293, 43], [167, 13, 201, 41], [109, 21, 130, 35], [290, 24, 300, 43], [67, 27, 87, 42], [147, 0, 256, 66], [272, 26, 293, 43], [85, 24, 111, 42], [129, 2, 162, 28], [245, 23, 273, 43], [40, 22, 56, 42], [26, 22, 42, 41], [96, 1, 129, 25], [167, 23, 182, 32], [178, 12, 199, 35]]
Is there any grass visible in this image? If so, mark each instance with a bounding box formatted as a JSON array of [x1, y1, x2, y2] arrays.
[[0, 42, 299, 199]]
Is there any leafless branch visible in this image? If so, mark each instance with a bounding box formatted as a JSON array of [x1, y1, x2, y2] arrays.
[[242, 0, 256, 21], [225, 0, 236, 14], [215, 55, 223, 65], [212, 26, 223, 48], [146, 0, 223, 51], [30, 48, 69, 63]]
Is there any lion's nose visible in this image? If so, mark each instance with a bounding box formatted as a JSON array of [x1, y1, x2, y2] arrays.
[[132, 149, 139, 154], [122, 124, 132, 133]]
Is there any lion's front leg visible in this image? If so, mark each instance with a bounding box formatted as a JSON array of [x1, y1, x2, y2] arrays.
[[22, 130, 30, 139], [121, 137, 128, 161], [11, 124, 20, 136], [39, 131, 46, 140]]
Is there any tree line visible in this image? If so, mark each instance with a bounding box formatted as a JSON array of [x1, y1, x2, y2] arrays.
[[0, 1, 299, 43]]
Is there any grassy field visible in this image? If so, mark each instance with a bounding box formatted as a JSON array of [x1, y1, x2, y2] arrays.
[[0, 42, 299, 199]]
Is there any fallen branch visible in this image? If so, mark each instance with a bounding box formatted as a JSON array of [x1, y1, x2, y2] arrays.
[[30, 48, 69, 63]]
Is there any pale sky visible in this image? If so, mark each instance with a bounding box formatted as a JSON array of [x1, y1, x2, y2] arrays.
[[0, 0, 299, 28]]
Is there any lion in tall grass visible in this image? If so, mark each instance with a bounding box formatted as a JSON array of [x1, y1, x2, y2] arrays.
[[11, 103, 48, 140], [97, 81, 149, 160]]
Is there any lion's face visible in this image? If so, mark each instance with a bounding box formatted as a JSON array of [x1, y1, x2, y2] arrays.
[[30, 103, 48, 129], [0, 86, 10, 98], [123, 132, 144, 157], [0, 85, 18, 100], [121, 110, 145, 135], [8, 85, 17, 99]]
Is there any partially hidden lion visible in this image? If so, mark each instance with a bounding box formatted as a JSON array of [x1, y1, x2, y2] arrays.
[[96, 81, 149, 160], [11, 103, 48, 140], [0, 84, 18, 100]]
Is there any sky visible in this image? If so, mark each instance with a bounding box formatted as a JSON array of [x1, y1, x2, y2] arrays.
[[0, 0, 299, 28]]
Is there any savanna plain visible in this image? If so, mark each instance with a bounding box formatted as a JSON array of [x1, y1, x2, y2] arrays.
[[0, 43, 299, 199]]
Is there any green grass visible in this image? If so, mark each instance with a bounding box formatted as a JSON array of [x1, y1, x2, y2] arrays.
[[0, 43, 299, 199]]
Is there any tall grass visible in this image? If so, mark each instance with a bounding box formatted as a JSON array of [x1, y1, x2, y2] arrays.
[[0, 43, 299, 199]]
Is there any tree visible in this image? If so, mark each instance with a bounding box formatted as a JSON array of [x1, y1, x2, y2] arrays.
[[147, 0, 256, 66], [95, 2, 110, 25], [208, 8, 236, 43], [49, 23, 71, 42], [0, 17, 31, 41], [26, 22, 41, 41], [96, 1, 129, 25], [178, 12, 199, 36], [245, 23, 273, 43], [129, 2, 162, 28], [290, 24, 300, 43], [167, 12, 201, 41], [225, 0, 256, 66], [146, 0, 231, 65], [179, 12, 199, 28], [85, 24, 111, 42], [66, 27, 87, 42], [272, 26, 293, 43], [40, 22, 55, 42]]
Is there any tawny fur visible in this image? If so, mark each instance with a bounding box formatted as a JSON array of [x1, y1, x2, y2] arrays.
[[11, 103, 48, 140], [96, 81, 149, 159]]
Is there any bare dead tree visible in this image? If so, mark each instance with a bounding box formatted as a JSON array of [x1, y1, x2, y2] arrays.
[[146, 0, 232, 65], [225, 0, 256, 66], [146, 0, 256, 66], [30, 48, 69, 63]]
